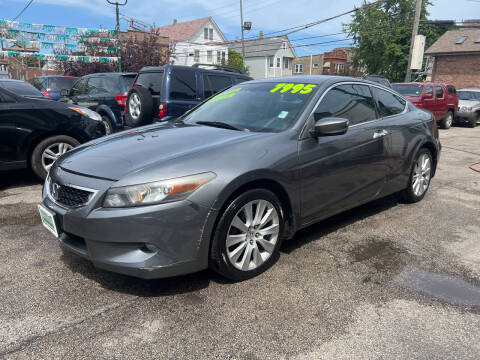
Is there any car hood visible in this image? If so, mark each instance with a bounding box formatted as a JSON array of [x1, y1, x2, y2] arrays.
[[404, 96, 421, 103], [458, 99, 480, 107], [58, 122, 268, 180]]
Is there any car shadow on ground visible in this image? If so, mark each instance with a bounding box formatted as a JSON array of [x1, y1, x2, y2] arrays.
[[60, 194, 400, 297], [0, 169, 41, 190]]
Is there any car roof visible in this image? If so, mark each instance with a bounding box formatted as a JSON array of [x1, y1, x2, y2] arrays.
[[33, 75, 78, 78], [139, 65, 251, 78], [247, 75, 373, 86], [0, 79, 26, 83]]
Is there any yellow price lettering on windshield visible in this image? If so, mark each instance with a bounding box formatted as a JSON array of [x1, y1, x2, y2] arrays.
[[207, 88, 242, 103], [270, 83, 317, 94]]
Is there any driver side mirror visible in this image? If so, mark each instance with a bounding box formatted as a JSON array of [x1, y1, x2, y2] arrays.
[[423, 93, 433, 100], [310, 117, 349, 137], [60, 88, 70, 97]]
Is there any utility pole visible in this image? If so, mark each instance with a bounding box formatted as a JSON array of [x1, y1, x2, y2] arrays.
[[309, 46, 313, 75], [239, 0, 246, 73], [405, 0, 422, 82], [107, 0, 127, 72]]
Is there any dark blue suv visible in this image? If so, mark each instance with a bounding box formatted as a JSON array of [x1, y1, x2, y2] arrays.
[[125, 64, 251, 127], [64, 72, 136, 134]]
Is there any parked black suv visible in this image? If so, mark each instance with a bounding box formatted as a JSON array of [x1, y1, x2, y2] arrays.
[[0, 79, 104, 179], [125, 64, 252, 127], [28, 75, 78, 101], [63, 72, 136, 134]]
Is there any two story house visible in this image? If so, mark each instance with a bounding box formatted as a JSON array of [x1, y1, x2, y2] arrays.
[[229, 34, 296, 79], [154, 17, 229, 66]]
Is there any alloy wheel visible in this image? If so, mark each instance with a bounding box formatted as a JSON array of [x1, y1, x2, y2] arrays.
[[41, 142, 73, 172], [412, 153, 431, 197], [129, 93, 141, 119], [446, 113, 453, 127], [226, 199, 280, 271]]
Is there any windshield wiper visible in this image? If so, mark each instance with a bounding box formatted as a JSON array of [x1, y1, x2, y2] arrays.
[[196, 121, 247, 132]]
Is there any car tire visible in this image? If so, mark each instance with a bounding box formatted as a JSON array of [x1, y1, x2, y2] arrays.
[[125, 87, 153, 127], [210, 189, 285, 281], [398, 148, 433, 204], [31, 135, 80, 180], [440, 111, 453, 129], [468, 114, 477, 128], [101, 115, 114, 135]]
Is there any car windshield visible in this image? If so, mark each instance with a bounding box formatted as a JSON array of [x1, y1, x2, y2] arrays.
[[392, 84, 424, 97], [48, 77, 77, 91], [0, 81, 44, 97], [181, 82, 318, 132], [458, 91, 480, 101]]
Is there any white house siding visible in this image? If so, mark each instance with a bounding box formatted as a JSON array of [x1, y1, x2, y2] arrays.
[[244, 56, 267, 79], [170, 19, 228, 66]]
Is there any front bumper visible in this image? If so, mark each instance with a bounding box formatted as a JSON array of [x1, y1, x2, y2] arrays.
[[42, 168, 217, 279], [455, 111, 476, 123]]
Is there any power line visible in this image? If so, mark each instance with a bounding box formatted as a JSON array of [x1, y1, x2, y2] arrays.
[[12, 0, 34, 21]]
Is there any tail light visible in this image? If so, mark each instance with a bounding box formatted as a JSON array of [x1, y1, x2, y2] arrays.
[[42, 91, 51, 98], [158, 102, 167, 119], [115, 94, 127, 107]]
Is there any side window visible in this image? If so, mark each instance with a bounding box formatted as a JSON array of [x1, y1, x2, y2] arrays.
[[207, 75, 232, 95], [315, 84, 377, 126], [372, 87, 405, 117], [435, 85, 444, 99], [70, 78, 88, 96], [234, 77, 248, 84], [169, 69, 197, 100], [0, 90, 15, 103], [29, 78, 45, 91], [87, 77, 118, 95], [203, 74, 213, 98], [424, 86, 433, 97], [447, 85, 456, 94]]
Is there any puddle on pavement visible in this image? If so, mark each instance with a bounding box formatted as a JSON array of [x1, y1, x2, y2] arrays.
[[350, 239, 407, 276], [395, 267, 480, 307]]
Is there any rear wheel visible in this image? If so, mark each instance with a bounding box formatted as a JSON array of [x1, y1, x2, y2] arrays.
[[31, 135, 80, 180], [440, 111, 453, 129], [101, 115, 113, 135], [210, 189, 284, 281], [398, 148, 433, 203]]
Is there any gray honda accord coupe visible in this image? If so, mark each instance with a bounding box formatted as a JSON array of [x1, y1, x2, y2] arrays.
[[39, 76, 441, 281]]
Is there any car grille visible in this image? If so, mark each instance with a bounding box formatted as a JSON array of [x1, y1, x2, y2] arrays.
[[51, 182, 93, 207]]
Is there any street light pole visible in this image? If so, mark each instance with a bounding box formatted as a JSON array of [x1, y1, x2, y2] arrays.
[[405, 0, 422, 82], [107, 0, 127, 72], [239, 0, 246, 74]]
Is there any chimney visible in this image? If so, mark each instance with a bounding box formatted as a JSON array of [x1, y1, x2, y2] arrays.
[[173, 18, 177, 25], [259, 31, 263, 38]]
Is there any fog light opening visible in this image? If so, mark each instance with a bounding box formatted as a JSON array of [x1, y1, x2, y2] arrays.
[[140, 243, 159, 253]]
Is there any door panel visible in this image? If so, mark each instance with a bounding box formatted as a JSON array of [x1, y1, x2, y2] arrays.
[[299, 123, 390, 224]]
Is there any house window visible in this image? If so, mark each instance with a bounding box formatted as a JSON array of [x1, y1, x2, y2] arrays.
[[207, 50, 213, 63], [295, 64, 303, 73], [283, 58, 289, 69], [456, 36, 467, 44], [334, 63, 344, 73], [222, 51, 226, 63], [217, 51, 221, 63], [209, 28, 213, 40], [313, 63, 319, 69], [194, 49, 200, 62], [282, 42, 287, 50], [269, 56, 274, 67], [276, 57, 280, 68], [204, 28, 208, 40]]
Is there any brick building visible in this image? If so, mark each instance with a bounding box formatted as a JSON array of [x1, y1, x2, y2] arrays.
[[425, 29, 480, 89], [292, 48, 351, 76], [292, 54, 324, 75]]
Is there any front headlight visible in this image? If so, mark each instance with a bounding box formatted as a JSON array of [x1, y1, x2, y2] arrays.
[[103, 172, 216, 208], [70, 106, 102, 121], [461, 106, 473, 112]]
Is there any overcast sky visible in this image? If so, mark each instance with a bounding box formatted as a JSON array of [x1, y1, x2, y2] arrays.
[[1, 0, 478, 56]]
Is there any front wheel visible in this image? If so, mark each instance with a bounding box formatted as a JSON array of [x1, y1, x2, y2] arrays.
[[398, 148, 433, 203], [440, 111, 453, 129], [101, 115, 113, 135], [31, 135, 80, 180], [210, 189, 284, 281]]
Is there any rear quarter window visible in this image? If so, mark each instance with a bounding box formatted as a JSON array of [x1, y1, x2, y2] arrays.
[[135, 71, 163, 95], [169, 69, 197, 100]]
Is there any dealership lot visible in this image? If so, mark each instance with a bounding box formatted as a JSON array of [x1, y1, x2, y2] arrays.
[[0, 127, 479, 359]]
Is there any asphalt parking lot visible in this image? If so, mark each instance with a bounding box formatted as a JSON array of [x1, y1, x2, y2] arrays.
[[1, 126, 479, 360]]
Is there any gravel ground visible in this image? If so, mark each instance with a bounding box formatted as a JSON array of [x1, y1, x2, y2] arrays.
[[0, 126, 479, 360]]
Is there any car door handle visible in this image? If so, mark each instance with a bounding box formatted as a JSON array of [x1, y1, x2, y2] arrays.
[[373, 129, 389, 139]]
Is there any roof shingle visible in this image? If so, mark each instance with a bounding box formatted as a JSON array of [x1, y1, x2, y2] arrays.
[[425, 29, 480, 55], [153, 17, 210, 42]]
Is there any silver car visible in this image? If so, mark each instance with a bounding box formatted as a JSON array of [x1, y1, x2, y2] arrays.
[[456, 89, 480, 127], [39, 76, 441, 281]]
